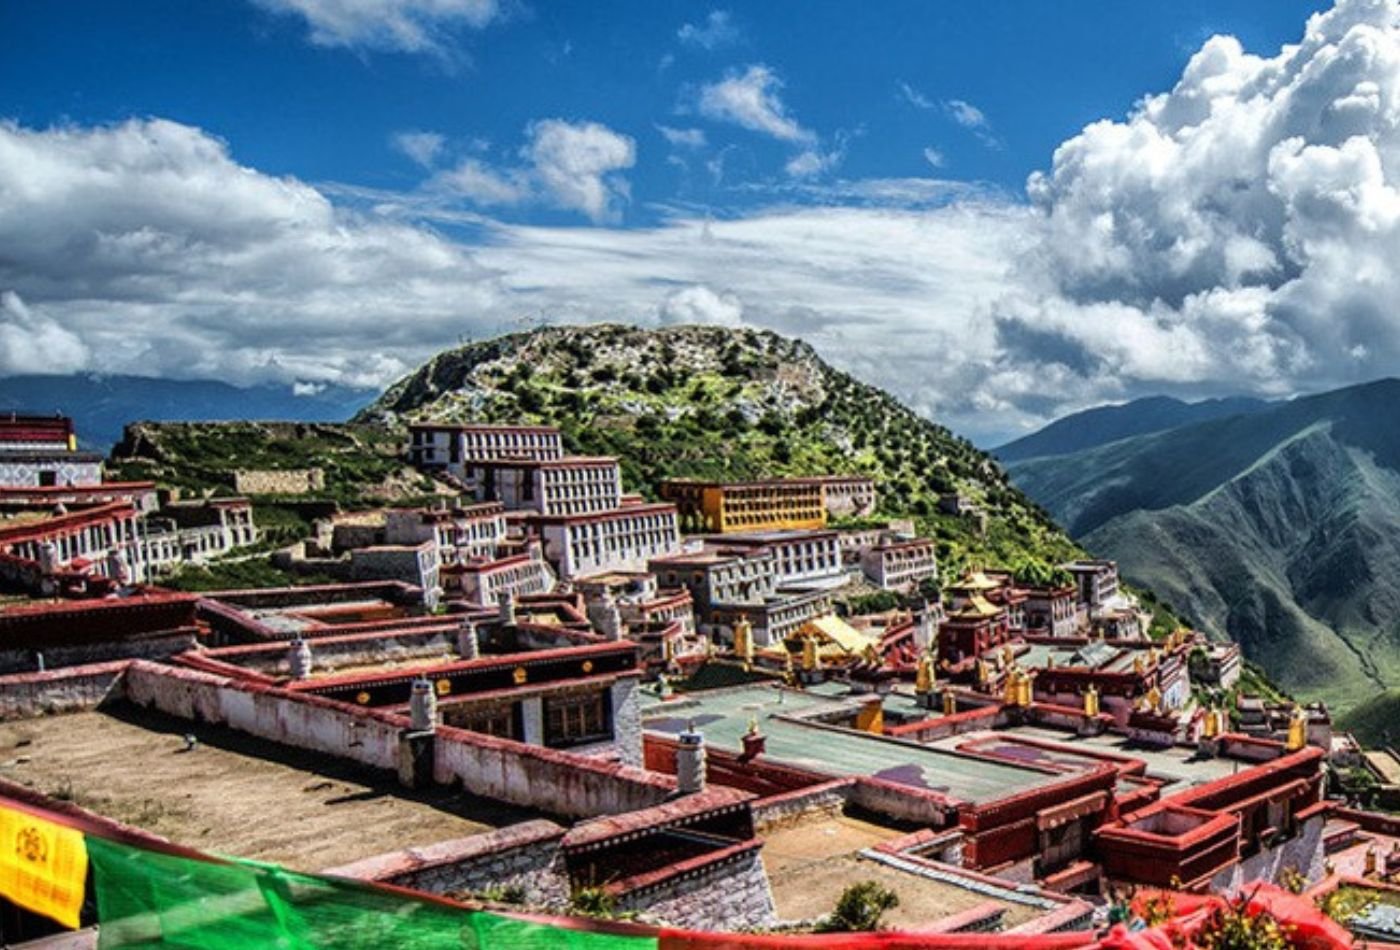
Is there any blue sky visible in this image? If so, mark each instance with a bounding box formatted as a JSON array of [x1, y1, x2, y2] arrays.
[[3, 1, 1331, 223], [5, 1, 1400, 445]]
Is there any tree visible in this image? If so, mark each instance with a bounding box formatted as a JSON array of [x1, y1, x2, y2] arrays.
[[818, 881, 899, 932]]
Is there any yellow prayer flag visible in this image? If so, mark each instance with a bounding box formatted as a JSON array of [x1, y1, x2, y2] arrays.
[[0, 803, 88, 929]]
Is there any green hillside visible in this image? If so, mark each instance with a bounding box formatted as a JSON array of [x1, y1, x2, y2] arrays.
[[360, 323, 1081, 576], [1005, 379, 1400, 712], [1340, 691, 1400, 748]]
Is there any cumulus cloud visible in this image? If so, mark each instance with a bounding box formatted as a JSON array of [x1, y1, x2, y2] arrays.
[[657, 285, 743, 326], [0, 118, 499, 387], [392, 130, 446, 167], [0, 291, 90, 375], [678, 10, 740, 50], [253, 0, 499, 54], [429, 119, 635, 222], [998, 0, 1400, 421], [697, 65, 814, 144]]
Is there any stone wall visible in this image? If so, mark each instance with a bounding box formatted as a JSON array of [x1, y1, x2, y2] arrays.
[[232, 468, 325, 495], [850, 776, 957, 827], [751, 780, 853, 834], [0, 631, 197, 677], [611, 842, 776, 931], [609, 674, 642, 768], [121, 661, 405, 771], [1208, 812, 1327, 895], [324, 820, 569, 908], [0, 661, 128, 721], [434, 725, 675, 818]]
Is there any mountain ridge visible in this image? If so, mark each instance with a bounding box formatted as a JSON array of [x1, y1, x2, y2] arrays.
[[1004, 377, 1400, 711], [995, 394, 1272, 463], [0, 374, 377, 451]]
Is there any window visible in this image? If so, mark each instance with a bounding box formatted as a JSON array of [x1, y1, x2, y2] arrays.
[[543, 691, 611, 748], [454, 704, 521, 739]]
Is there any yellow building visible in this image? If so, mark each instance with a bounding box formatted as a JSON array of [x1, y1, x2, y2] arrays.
[[660, 478, 831, 533]]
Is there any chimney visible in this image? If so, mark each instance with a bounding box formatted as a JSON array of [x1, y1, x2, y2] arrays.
[[740, 719, 766, 762], [676, 724, 706, 795], [409, 677, 439, 732], [458, 618, 480, 660], [289, 637, 314, 680]]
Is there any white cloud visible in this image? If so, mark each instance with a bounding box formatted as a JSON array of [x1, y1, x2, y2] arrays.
[[785, 147, 842, 179], [252, 0, 499, 54], [678, 10, 739, 50], [392, 130, 446, 167], [657, 285, 743, 326], [1003, 0, 1400, 412], [945, 99, 989, 130], [10, 2, 1400, 444], [524, 120, 636, 223], [658, 125, 707, 149], [0, 118, 498, 388], [428, 119, 635, 222], [697, 65, 814, 144], [923, 147, 945, 169], [0, 291, 90, 375], [898, 81, 935, 110], [433, 157, 531, 206]]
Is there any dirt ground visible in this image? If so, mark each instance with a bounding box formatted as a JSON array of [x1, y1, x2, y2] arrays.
[[0, 705, 535, 872], [761, 817, 1042, 929]]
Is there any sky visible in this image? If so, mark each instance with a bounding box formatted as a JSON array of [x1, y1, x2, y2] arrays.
[[6, 0, 1400, 445]]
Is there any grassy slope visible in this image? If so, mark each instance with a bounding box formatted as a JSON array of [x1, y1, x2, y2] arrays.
[[1339, 691, 1400, 748]]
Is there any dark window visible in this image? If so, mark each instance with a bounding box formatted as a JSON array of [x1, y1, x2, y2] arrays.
[[38, 470, 57, 487], [453, 703, 521, 739], [544, 691, 611, 748]]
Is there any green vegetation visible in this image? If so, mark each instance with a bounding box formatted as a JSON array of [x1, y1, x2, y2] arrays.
[[1007, 379, 1400, 714], [818, 881, 899, 933], [1320, 885, 1400, 925], [1339, 690, 1400, 748], [110, 421, 440, 507], [363, 324, 1082, 574], [157, 556, 338, 593]]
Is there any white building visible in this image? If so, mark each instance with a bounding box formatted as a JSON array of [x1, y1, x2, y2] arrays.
[[408, 423, 563, 478], [468, 457, 623, 516], [532, 503, 682, 580]]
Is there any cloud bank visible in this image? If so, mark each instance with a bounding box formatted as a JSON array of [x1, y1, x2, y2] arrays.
[[5, 0, 1400, 444]]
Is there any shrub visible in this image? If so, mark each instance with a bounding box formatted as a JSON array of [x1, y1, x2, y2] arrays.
[[818, 881, 899, 932]]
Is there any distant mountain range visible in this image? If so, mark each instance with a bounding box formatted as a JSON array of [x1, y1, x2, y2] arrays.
[[0, 375, 377, 451], [1004, 379, 1400, 713], [995, 395, 1272, 463]]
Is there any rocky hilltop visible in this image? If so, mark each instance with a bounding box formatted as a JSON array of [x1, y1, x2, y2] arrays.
[[361, 323, 1081, 576]]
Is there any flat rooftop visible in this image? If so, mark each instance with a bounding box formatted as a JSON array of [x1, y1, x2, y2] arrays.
[[643, 686, 1061, 804], [955, 724, 1244, 796], [761, 817, 1048, 930], [0, 705, 535, 872]]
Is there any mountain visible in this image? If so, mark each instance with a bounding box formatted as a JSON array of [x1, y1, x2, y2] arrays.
[[1339, 691, 1400, 749], [1004, 379, 1400, 711], [360, 323, 1082, 576], [0, 374, 377, 451], [994, 395, 1271, 463]]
